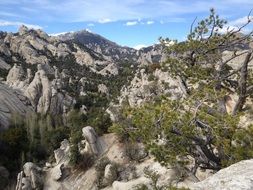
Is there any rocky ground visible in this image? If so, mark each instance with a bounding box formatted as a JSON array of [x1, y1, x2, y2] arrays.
[[14, 126, 253, 190]]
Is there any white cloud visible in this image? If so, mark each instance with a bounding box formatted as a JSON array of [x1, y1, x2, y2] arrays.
[[1, 0, 253, 26], [215, 16, 253, 34], [133, 44, 147, 50], [98, 18, 112, 23], [125, 20, 155, 26], [230, 16, 253, 26], [0, 20, 42, 29], [146, 20, 154, 25], [125, 21, 138, 26]]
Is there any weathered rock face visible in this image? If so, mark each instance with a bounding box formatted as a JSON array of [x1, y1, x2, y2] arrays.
[[121, 68, 185, 107], [222, 50, 253, 70], [0, 61, 75, 128], [137, 44, 167, 66], [54, 139, 71, 165], [192, 159, 253, 190], [74, 49, 95, 66], [25, 64, 52, 113], [16, 162, 43, 190], [107, 68, 185, 121], [103, 164, 118, 186], [0, 83, 32, 129], [82, 126, 105, 156], [6, 63, 26, 88]]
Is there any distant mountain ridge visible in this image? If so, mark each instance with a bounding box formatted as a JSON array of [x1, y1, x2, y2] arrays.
[[57, 29, 166, 63]]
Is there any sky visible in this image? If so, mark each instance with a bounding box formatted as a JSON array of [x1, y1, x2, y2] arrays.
[[0, 0, 253, 49]]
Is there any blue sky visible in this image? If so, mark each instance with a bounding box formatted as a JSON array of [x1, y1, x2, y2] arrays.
[[0, 0, 253, 48]]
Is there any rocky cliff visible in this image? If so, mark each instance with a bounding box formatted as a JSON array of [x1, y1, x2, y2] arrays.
[[0, 25, 166, 128]]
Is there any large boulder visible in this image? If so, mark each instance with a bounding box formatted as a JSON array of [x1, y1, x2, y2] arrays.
[[192, 159, 253, 190], [82, 126, 100, 156]]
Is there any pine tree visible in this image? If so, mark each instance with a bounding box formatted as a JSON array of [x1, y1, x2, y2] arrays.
[[112, 9, 253, 177]]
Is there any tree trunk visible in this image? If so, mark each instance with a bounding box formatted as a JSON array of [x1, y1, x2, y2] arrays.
[[232, 52, 252, 115]]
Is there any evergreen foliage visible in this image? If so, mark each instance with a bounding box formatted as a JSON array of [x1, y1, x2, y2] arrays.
[[112, 9, 253, 178]]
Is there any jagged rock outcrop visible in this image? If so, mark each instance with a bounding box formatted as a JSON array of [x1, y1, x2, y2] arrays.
[[82, 126, 105, 156], [25, 64, 51, 113], [54, 139, 71, 165], [6, 63, 27, 89], [16, 162, 43, 190], [107, 68, 185, 121], [137, 44, 167, 65], [0, 40, 11, 57], [0, 83, 32, 129], [18, 25, 29, 35]]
